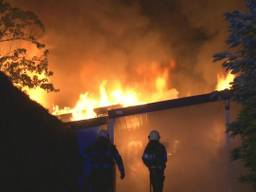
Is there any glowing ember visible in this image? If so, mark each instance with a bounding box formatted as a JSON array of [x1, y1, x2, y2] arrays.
[[216, 71, 235, 91]]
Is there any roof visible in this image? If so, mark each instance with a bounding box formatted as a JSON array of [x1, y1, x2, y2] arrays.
[[65, 116, 108, 129], [67, 90, 231, 128], [109, 90, 230, 118]]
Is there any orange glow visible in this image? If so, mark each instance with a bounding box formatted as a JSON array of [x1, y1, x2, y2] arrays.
[[128, 140, 143, 150], [23, 61, 179, 121], [26, 87, 48, 107], [52, 93, 97, 120], [0, 41, 52, 108], [156, 76, 166, 91], [22, 72, 49, 107], [216, 71, 235, 91], [53, 71, 179, 121]]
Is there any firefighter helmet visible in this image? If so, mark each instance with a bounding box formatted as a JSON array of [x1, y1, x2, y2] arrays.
[[148, 130, 160, 141]]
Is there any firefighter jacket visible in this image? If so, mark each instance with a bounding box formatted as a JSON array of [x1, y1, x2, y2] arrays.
[[142, 141, 167, 169], [85, 138, 125, 176]]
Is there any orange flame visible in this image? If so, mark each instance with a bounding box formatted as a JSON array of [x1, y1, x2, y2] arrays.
[[53, 72, 178, 121], [26, 67, 235, 121], [25, 61, 179, 121], [28, 68, 236, 121], [216, 71, 235, 91]]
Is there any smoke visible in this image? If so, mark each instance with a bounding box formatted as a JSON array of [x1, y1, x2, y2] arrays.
[[9, 0, 244, 107], [137, 0, 244, 95]]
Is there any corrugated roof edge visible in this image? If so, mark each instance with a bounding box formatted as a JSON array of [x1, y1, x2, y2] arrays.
[[66, 90, 231, 128], [65, 116, 108, 129], [108, 90, 231, 118]]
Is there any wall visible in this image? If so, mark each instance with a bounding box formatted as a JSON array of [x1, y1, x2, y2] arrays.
[[113, 101, 252, 192]]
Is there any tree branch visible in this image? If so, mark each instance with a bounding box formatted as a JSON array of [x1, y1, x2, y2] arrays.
[[0, 37, 32, 43]]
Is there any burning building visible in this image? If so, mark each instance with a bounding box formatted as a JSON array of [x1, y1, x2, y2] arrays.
[[68, 90, 253, 192], [2, 67, 252, 192], [4, 0, 251, 191]]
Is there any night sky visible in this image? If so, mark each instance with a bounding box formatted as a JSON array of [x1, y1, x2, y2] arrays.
[[10, 0, 244, 107]]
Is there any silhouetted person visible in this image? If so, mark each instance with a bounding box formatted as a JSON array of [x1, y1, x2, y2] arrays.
[[142, 130, 167, 192], [85, 129, 125, 192]]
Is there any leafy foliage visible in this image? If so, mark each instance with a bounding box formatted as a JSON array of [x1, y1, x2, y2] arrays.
[[0, 0, 56, 92], [214, 0, 256, 184]]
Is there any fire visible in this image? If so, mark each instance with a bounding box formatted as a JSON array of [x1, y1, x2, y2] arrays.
[[216, 71, 235, 91], [24, 65, 235, 122], [26, 87, 48, 107], [22, 72, 49, 107], [99, 81, 139, 107], [53, 72, 179, 121], [52, 93, 98, 120], [26, 66, 236, 122], [24, 61, 179, 121]]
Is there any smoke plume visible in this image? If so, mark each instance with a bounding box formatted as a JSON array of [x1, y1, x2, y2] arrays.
[[10, 0, 244, 107]]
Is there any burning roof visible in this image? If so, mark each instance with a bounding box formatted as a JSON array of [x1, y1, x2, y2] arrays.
[[64, 90, 231, 128]]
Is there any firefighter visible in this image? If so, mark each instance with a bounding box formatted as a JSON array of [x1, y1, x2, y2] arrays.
[[142, 130, 167, 192], [85, 129, 125, 192]]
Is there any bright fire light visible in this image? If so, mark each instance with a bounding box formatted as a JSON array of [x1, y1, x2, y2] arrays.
[[216, 71, 235, 91], [26, 67, 236, 121], [52, 73, 179, 121], [22, 72, 49, 107], [25, 67, 235, 121], [26, 87, 48, 107], [24, 63, 179, 121]]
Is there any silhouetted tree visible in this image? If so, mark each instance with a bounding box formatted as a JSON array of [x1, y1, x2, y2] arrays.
[[0, 0, 56, 92], [214, 0, 256, 186]]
